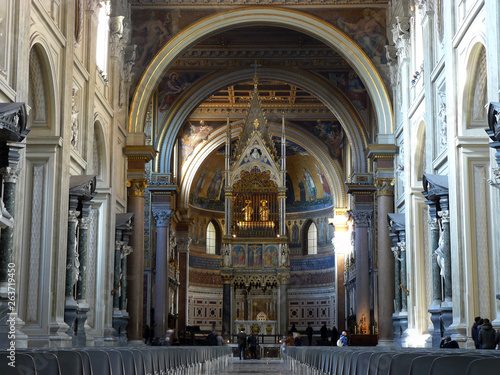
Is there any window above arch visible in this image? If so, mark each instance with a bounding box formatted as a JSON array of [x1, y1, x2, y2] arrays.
[[206, 222, 216, 254], [308, 222, 318, 255]]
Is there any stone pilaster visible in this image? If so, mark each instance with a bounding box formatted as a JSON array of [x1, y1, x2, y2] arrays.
[[278, 273, 290, 335]]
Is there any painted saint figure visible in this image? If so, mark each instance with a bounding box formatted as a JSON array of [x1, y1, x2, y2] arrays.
[[315, 164, 331, 196], [302, 167, 317, 201]]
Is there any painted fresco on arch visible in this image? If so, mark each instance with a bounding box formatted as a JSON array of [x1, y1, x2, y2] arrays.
[[181, 120, 214, 162], [232, 245, 246, 267], [263, 246, 279, 267], [295, 120, 345, 162], [307, 8, 389, 65], [190, 153, 226, 211]]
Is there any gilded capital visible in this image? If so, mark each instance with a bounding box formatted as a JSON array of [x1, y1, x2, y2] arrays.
[[127, 179, 147, 197], [375, 178, 395, 196]]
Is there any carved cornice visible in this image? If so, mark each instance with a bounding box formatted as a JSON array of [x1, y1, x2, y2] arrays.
[[125, 145, 157, 162], [0, 102, 29, 142], [127, 179, 147, 197], [69, 175, 97, 200], [116, 212, 134, 231]]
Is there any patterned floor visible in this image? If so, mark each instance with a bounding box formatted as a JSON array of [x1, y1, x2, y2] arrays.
[[219, 358, 287, 374]]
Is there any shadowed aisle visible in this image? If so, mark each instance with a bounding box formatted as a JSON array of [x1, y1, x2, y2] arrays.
[[219, 359, 287, 374]]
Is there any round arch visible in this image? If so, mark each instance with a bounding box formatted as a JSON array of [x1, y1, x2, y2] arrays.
[[155, 68, 368, 174], [128, 7, 393, 138]]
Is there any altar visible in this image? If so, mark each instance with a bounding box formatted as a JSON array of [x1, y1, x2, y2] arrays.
[[234, 320, 278, 338]]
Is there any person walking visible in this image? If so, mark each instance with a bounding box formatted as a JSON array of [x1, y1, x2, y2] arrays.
[[294, 332, 303, 346], [331, 326, 339, 346], [248, 331, 257, 359], [337, 331, 348, 347], [237, 328, 247, 359], [471, 316, 481, 349], [320, 323, 328, 346], [478, 318, 496, 349], [306, 323, 314, 346]]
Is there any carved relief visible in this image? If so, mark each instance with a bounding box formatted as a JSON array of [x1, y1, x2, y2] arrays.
[[437, 89, 447, 151], [71, 84, 80, 150]]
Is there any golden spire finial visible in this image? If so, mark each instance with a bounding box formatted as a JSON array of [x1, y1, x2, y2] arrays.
[[252, 60, 261, 92]]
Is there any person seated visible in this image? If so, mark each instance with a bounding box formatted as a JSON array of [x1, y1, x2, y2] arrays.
[[440, 336, 459, 348]]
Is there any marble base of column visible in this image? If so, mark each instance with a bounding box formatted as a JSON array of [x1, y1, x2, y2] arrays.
[[75, 303, 89, 347], [392, 312, 402, 348], [441, 304, 453, 338], [64, 299, 78, 346], [428, 305, 442, 348], [222, 283, 231, 338], [399, 311, 409, 347]]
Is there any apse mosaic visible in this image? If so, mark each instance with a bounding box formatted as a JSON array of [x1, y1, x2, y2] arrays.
[[189, 150, 333, 213]]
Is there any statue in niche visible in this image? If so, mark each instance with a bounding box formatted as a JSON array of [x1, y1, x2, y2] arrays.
[[259, 200, 269, 221], [280, 243, 289, 267], [242, 200, 254, 221]]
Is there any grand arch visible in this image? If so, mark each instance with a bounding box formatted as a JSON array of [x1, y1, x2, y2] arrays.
[[154, 68, 369, 174], [128, 7, 393, 140]]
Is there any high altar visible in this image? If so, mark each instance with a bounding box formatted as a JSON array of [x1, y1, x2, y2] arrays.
[[220, 74, 290, 337]]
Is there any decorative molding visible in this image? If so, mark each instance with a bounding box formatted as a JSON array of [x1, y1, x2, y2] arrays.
[[0, 102, 29, 141], [385, 45, 399, 88], [127, 178, 147, 197], [109, 16, 127, 59], [75, 0, 84, 47]]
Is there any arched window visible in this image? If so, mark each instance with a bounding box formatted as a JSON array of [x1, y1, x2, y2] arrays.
[[308, 223, 318, 255], [206, 222, 216, 254]]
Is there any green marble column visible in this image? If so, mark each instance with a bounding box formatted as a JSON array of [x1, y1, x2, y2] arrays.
[[65, 205, 80, 298], [113, 239, 122, 310], [392, 246, 401, 313], [0, 167, 20, 282], [399, 242, 407, 311]]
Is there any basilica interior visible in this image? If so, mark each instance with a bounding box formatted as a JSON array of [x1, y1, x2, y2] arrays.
[[1, 0, 500, 354]]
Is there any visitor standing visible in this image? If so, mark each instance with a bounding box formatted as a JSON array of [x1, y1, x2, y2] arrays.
[[478, 318, 496, 349], [237, 328, 247, 359], [248, 332, 257, 359], [320, 324, 328, 345], [306, 323, 314, 346], [471, 316, 481, 349]]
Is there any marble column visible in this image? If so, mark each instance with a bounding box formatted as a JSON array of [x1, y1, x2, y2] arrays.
[[398, 241, 408, 336], [222, 274, 232, 338], [428, 215, 442, 347], [113, 239, 123, 310], [391, 246, 402, 346], [152, 208, 172, 338], [350, 210, 372, 334], [0, 164, 21, 282], [439, 209, 453, 337], [375, 179, 395, 345], [75, 201, 92, 347], [64, 195, 80, 345], [176, 233, 191, 336], [126, 178, 147, 344]]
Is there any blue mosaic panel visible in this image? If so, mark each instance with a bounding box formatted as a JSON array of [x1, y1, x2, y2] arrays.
[[290, 255, 335, 272], [189, 255, 221, 270]]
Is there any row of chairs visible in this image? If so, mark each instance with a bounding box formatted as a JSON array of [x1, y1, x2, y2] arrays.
[[284, 346, 500, 375], [0, 346, 232, 375]]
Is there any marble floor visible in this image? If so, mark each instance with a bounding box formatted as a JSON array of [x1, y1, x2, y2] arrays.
[[219, 358, 288, 374]]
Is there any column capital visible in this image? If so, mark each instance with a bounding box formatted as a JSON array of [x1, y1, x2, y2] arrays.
[[127, 179, 147, 197], [487, 168, 500, 189], [0, 167, 20, 184], [221, 273, 233, 284], [348, 210, 372, 227], [392, 17, 411, 60], [427, 217, 439, 230], [278, 273, 290, 285], [69, 210, 80, 223], [397, 241, 406, 252], [438, 210, 449, 224], [391, 246, 401, 259], [152, 209, 172, 227], [375, 178, 395, 196]]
